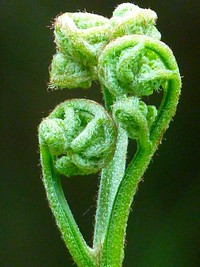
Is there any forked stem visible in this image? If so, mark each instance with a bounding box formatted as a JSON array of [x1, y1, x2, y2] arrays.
[[99, 79, 181, 266], [93, 127, 128, 248], [39, 3, 181, 267]]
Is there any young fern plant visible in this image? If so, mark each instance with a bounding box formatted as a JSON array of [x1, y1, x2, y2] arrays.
[[38, 3, 181, 267]]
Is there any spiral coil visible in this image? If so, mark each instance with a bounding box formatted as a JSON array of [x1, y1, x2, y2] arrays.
[[110, 3, 161, 40], [98, 35, 179, 97], [39, 99, 117, 177], [49, 3, 162, 91], [49, 13, 110, 89], [39, 3, 182, 267], [112, 96, 157, 143]]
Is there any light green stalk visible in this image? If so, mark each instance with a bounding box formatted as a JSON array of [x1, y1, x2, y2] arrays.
[[38, 3, 181, 267]]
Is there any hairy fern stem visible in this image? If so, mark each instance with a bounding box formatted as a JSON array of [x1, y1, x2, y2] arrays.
[[38, 3, 181, 267]]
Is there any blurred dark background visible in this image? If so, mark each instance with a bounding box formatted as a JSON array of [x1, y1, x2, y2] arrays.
[[1, 0, 200, 266]]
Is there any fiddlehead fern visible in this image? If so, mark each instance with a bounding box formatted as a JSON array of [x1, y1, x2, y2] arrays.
[[97, 35, 181, 267], [50, 3, 161, 91], [39, 99, 117, 177], [112, 96, 157, 144], [54, 12, 110, 62], [98, 35, 178, 97], [110, 3, 161, 40], [39, 3, 181, 267], [38, 99, 117, 267], [50, 13, 110, 89]]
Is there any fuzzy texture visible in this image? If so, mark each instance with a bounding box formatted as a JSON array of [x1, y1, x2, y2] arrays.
[[98, 35, 177, 97], [110, 3, 161, 40], [112, 96, 157, 143], [49, 3, 161, 90], [39, 99, 117, 177], [39, 3, 181, 267]]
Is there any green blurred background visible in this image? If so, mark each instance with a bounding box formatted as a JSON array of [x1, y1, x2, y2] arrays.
[[1, 0, 200, 266]]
